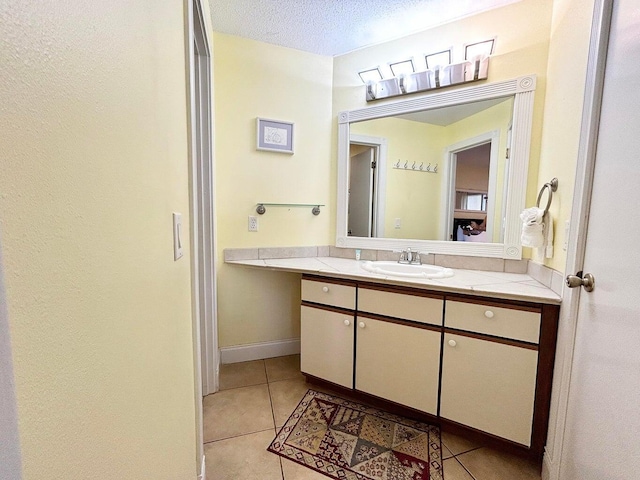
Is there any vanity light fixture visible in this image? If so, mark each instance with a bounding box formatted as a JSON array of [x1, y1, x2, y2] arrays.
[[362, 40, 494, 102], [389, 59, 415, 77]]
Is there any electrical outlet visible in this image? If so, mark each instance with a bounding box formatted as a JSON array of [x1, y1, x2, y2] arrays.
[[248, 216, 258, 232]]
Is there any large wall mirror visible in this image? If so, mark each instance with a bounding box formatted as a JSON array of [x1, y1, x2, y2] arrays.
[[336, 75, 537, 259]]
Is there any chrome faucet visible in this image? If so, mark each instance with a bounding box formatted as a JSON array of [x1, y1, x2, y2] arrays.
[[398, 247, 422, 265]]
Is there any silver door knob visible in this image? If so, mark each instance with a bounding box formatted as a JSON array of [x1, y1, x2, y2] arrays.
[[566, 272, 595, 292]]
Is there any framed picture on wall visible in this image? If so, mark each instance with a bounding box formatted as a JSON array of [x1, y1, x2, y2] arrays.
[[256, 118, 294, 154]]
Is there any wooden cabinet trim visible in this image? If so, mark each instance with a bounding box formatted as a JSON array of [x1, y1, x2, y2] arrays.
[[443, 327, 538, 351], [302, 274, 357, 288], [357, 312, 441, 333], [445, 294, 542, 313], [530, 303, 560, 458], [358, 282, 445, 300], [301, 300, 355, 315]]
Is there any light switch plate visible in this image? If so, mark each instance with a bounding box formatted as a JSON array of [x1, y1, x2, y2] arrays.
[[173, 213, 183, 260]]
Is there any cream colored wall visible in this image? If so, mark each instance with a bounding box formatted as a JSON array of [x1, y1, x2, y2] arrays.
[[0, 1, 197, 479], [213, 33, 333, 348], [350, 118, 445, 239], [534, 0, 596, 271], [333, 0, 554, 256]]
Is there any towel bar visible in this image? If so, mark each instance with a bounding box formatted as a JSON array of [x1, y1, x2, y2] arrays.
[[536, 178, 558, 215]]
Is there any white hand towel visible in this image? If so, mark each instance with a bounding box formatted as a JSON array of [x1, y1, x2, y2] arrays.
[[543, 212, 554, 258], [520, 207, 544, 225], [520, 207, 545, 247]]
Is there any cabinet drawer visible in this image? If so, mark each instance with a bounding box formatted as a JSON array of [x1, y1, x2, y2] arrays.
[[358, 288, 443, 326], [302, 279, 355, 310], [446, 300, 540, 343]]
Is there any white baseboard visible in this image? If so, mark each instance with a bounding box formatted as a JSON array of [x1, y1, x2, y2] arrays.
[[197, 454, 205, 480], [220, 338, 301, 364]]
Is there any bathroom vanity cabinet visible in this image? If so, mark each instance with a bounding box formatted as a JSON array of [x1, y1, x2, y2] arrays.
[[300, 274, 560, 460]]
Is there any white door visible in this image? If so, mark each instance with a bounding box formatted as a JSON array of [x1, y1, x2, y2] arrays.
[[557, 1, 640, 478]]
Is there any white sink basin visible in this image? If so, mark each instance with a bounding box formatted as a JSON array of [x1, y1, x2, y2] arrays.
[[361, 261, 454, 279]]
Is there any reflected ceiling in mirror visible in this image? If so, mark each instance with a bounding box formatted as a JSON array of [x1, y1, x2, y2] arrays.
[[336, 75, 537, 259]]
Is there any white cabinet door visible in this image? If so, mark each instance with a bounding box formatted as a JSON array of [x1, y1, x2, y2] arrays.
[[440, 333, 538, 446], [355, 318, 440, 415], [300, 305, 354, 388]]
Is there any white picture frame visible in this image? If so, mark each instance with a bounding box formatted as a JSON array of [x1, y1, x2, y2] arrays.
[[256, 118, 294, 154]]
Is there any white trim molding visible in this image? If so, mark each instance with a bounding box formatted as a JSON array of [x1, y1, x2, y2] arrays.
[[0, 238, 22, 479], [220, 339, 301, 364]]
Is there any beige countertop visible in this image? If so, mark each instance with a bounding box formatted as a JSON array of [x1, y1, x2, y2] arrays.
[[226, 256, 562, 305]]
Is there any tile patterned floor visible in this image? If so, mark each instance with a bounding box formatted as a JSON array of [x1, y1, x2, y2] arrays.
[[203, 355, 542, 480]]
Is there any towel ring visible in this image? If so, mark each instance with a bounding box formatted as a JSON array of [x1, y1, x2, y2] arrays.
[[536, 178, 558, 215]]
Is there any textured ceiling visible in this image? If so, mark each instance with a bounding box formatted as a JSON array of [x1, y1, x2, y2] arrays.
[[208, 0, 520, 56]]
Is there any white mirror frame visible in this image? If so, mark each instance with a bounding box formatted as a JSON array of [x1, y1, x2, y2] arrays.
[[337, 74, 536, 259]]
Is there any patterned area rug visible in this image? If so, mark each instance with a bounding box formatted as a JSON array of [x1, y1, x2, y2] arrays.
[[268, 389, 443, 480]]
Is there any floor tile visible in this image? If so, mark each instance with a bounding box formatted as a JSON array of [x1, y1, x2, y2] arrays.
[[443, 458, 475, 480], [218, 360, 267, 390], [441, 430, 483, 456], [265, 354, 305, 383], [457, 447, 541, 480], [268, 377, 316, 428], [281, 457, 329, 480], [204, 429, 282, 480], [442, 444, 455, 460], [203, 384, 274, 442]]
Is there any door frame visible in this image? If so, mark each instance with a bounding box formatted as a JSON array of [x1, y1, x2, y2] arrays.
[[349, 134, 388, 238], [0, 239, 22, 479], [187, 0, 218, 475], [441, 130, 499, 241], [542, 1, 612, 478]]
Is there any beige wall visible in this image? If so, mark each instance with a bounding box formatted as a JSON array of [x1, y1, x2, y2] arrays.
[[0, 1, 198, 478], [350, 118, 446, 239], [535, 0, 596, 271], [213, 33, 334, 348]]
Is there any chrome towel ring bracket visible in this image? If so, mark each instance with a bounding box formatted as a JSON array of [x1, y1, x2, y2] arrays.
[[536, 178, 558, 215]]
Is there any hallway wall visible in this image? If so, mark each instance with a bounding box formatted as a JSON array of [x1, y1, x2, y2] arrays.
[[0, 1, 198, 478]]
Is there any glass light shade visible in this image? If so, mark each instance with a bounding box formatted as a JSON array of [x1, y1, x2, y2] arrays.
[[425, 50, 452, 70], [465, 39, 495, 60], [390, 59, 415, 77], [358, 68, 383, 84]]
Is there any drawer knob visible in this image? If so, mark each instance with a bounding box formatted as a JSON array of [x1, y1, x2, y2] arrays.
[[484, 310, 495, 319], [448, 339, 457, 347], [322, 286, 329, 293], [344, 319, 351, 326], [358, 321, 366, 329]]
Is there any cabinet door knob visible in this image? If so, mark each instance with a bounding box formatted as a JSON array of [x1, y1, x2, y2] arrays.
[[322, 286, 329, 293], [358, 321, 366, 329], [344, 319, 351, 326], [448, 339, 457, 347], [484, 310, 494, 319]]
